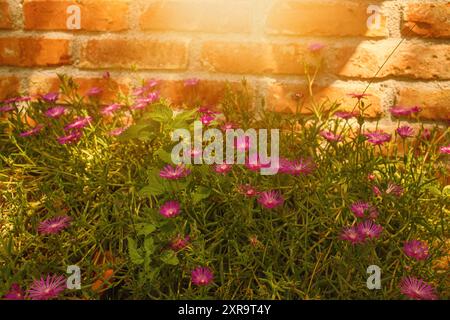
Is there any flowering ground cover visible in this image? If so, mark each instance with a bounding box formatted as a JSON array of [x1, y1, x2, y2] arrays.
[[0, 74, 449, 300]]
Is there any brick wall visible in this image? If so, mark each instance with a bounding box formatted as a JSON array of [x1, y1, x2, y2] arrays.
[[0, 0, 449, 129]]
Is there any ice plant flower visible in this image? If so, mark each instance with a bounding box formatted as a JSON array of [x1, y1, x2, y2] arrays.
[[356, 220, 383, 240], [334, 111, 358, 120], [389, 106, 421, 117], [258, 191, 284, 209], [364, 131, 392, 145], [27, 274, 66, 300], [245, 157, 271, 172], [184, 78, 200, 87], [320, 130, 342, 142], [200, 113, 215, 126], [288, 158, 315, 176], [170, 235, 190, 251], [191, 267, 214, 286], [0, 105, 15, 113], [3, 283, 25, 300], [403, 240, 430, 261], [108, 127, 127, 137], [214, 163, 232, 174], [350, 201, 379, 219], [440, 145, 450, 154], [399, 277, 438, 300], [64, 116, 92, 131], [348, 93, 371, 100], [38, 215, 72, 235], [45, 106, 66, 119], [57, 131, 82, 145], [19, 124, 44, 137], [340, 226, 364, 245], [159, 164, 190, 180], [159, 201, 181, 218], [101, 103, 121, 116], [86, 87, 103, 97], [41, 92, 59, 103], [385, 182, 404, 197], [396, 126, 414, 138], [238, 184, 259, 197]]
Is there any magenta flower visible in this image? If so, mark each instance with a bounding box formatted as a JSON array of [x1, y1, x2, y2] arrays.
[[64, 116, 92, 131], [238, 184, 259, 197], [41, 92, 59, 103], [258, 191, 284, 209], [350, 201, 379, 219], [356, 220, 383, 240], [308, 42, 325, 53], [396, 126, 414, 138], [137, 92, 160, 104], [3, 96, 31, 104], [45, 106, 66, 119], [399, 277, 438, 300], [57, 131, 83, 145], [27, 274, 66, 300], [320, 130, 342, 142], [403, 240, 430, 261], [440, 145, 450, 154], [278, 158, 293, 174], [3, 283, 25, 300], [159, 164, 191, 180], [389, 106, 421, 117], [101, 103, 121, 116], [364, 131, 392, 145], [191, 267, 214, 286], [146, 79, 159, 88], [348, 93, 371, 100], [38, 215, 72, 235], [340, 226, 364, 245], [159, 201, 181, 218], [245, 157, 271, 172], [334, 111, 358, 120], [170, 234, 190, 251], [372, 186, 382, 197], [385, 182, 404, 197], [288, 158, 316, 176], [0, 105, 15, 113], [108, 127, 127, 137], [184, 78, 200, 87], [214, 163, 232, 174], [237, 136, 251, 152], [200, 114, 215, 126], [221, 122, 237, 131], [19, 124, 44, 137], [86, 87, 103, 97]]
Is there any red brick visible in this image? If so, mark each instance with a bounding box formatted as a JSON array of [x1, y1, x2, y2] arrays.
[[395, 86, 450, 121], [79, 39, 188, 70], [0, 37, 71, 67], [266, 0, 388, 37], [0, 77, 21, 101], [140, 0, 251, 33], [23, 0, 129, 32], [267, 83, 383, 118], [0, 1, 13, 29], [403, 3, 450, 38]]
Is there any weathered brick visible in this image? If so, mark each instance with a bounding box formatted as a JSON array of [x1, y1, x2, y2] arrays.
[[140, 0, 251, 33], [0, 1, 13, 29], [0, 38, 71, 67], [266, 0, 388, 37], [79, 39, 189, 70], [0, 77, 21, 101], [395, 86, 450, 121], [23, 0, 129, 32], [266, 83, 383, 118], [403, 3, 450, 38]]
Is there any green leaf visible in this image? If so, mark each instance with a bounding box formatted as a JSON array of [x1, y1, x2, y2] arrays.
[[160, 250, 179, 265], [135, 223, 157, 236], [155, 148, 174, 164], [127, 237, 144, 265], [192, 186, 211, 204], [139, 169, 166, 196], [144, 237, 155, 256], [148, 104, 173, 123]]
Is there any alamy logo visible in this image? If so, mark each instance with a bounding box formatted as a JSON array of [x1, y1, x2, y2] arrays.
[[171, 121, 280, 175]]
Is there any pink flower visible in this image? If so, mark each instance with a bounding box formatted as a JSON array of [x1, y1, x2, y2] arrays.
[[288, 158, 316, 176], [245, 157, 271, 172], [320, 130, 342, 142], [221, 122, 237, 131], [238, 184, 259, 197], [3, 283, 25, 300], [45, 106, 66, 119], [64, 116, 92, 131], [258, 191, 284, 209], [41, 92, 59, 103], [237, 136, 251, 152], [159, 164, 191, 180], [356, 220, 383, 240], [170, 235, 190, 251], [385, 182, 404, 197], [348, 93, 371, 100], [364, 131, 392, 145], [19, 124, 44, 137], [108, 127, 127, 137], [191, 267, 214, 286], [396, 126, 414, 138], [403, 240, 430, 261], [159, 201, 181, 218], [367, 173, 376, 181], [350, 201, 379, 219], [389, 106, 421, 117], [399, 277, 438, 300], [214, 163, 232, 174], [334, 111, 358, 120], [3, 96, 31, 104], [86, 87, 103, 97], [278, 158, 294, 174], [308, 42, 326, 53], [200, 114, 215, 126], [101, 103, 121, 116], [372, 186, 382, 197], [146, 79, 159, 88], [440, 145, 450, 154], [184, 78, 200, 87], [27, 274, 66, 300], [38, 215, 72, 235], [0, 105, 15, 112], [340, 226, 364, 245], [57, 131, 82, 145]]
